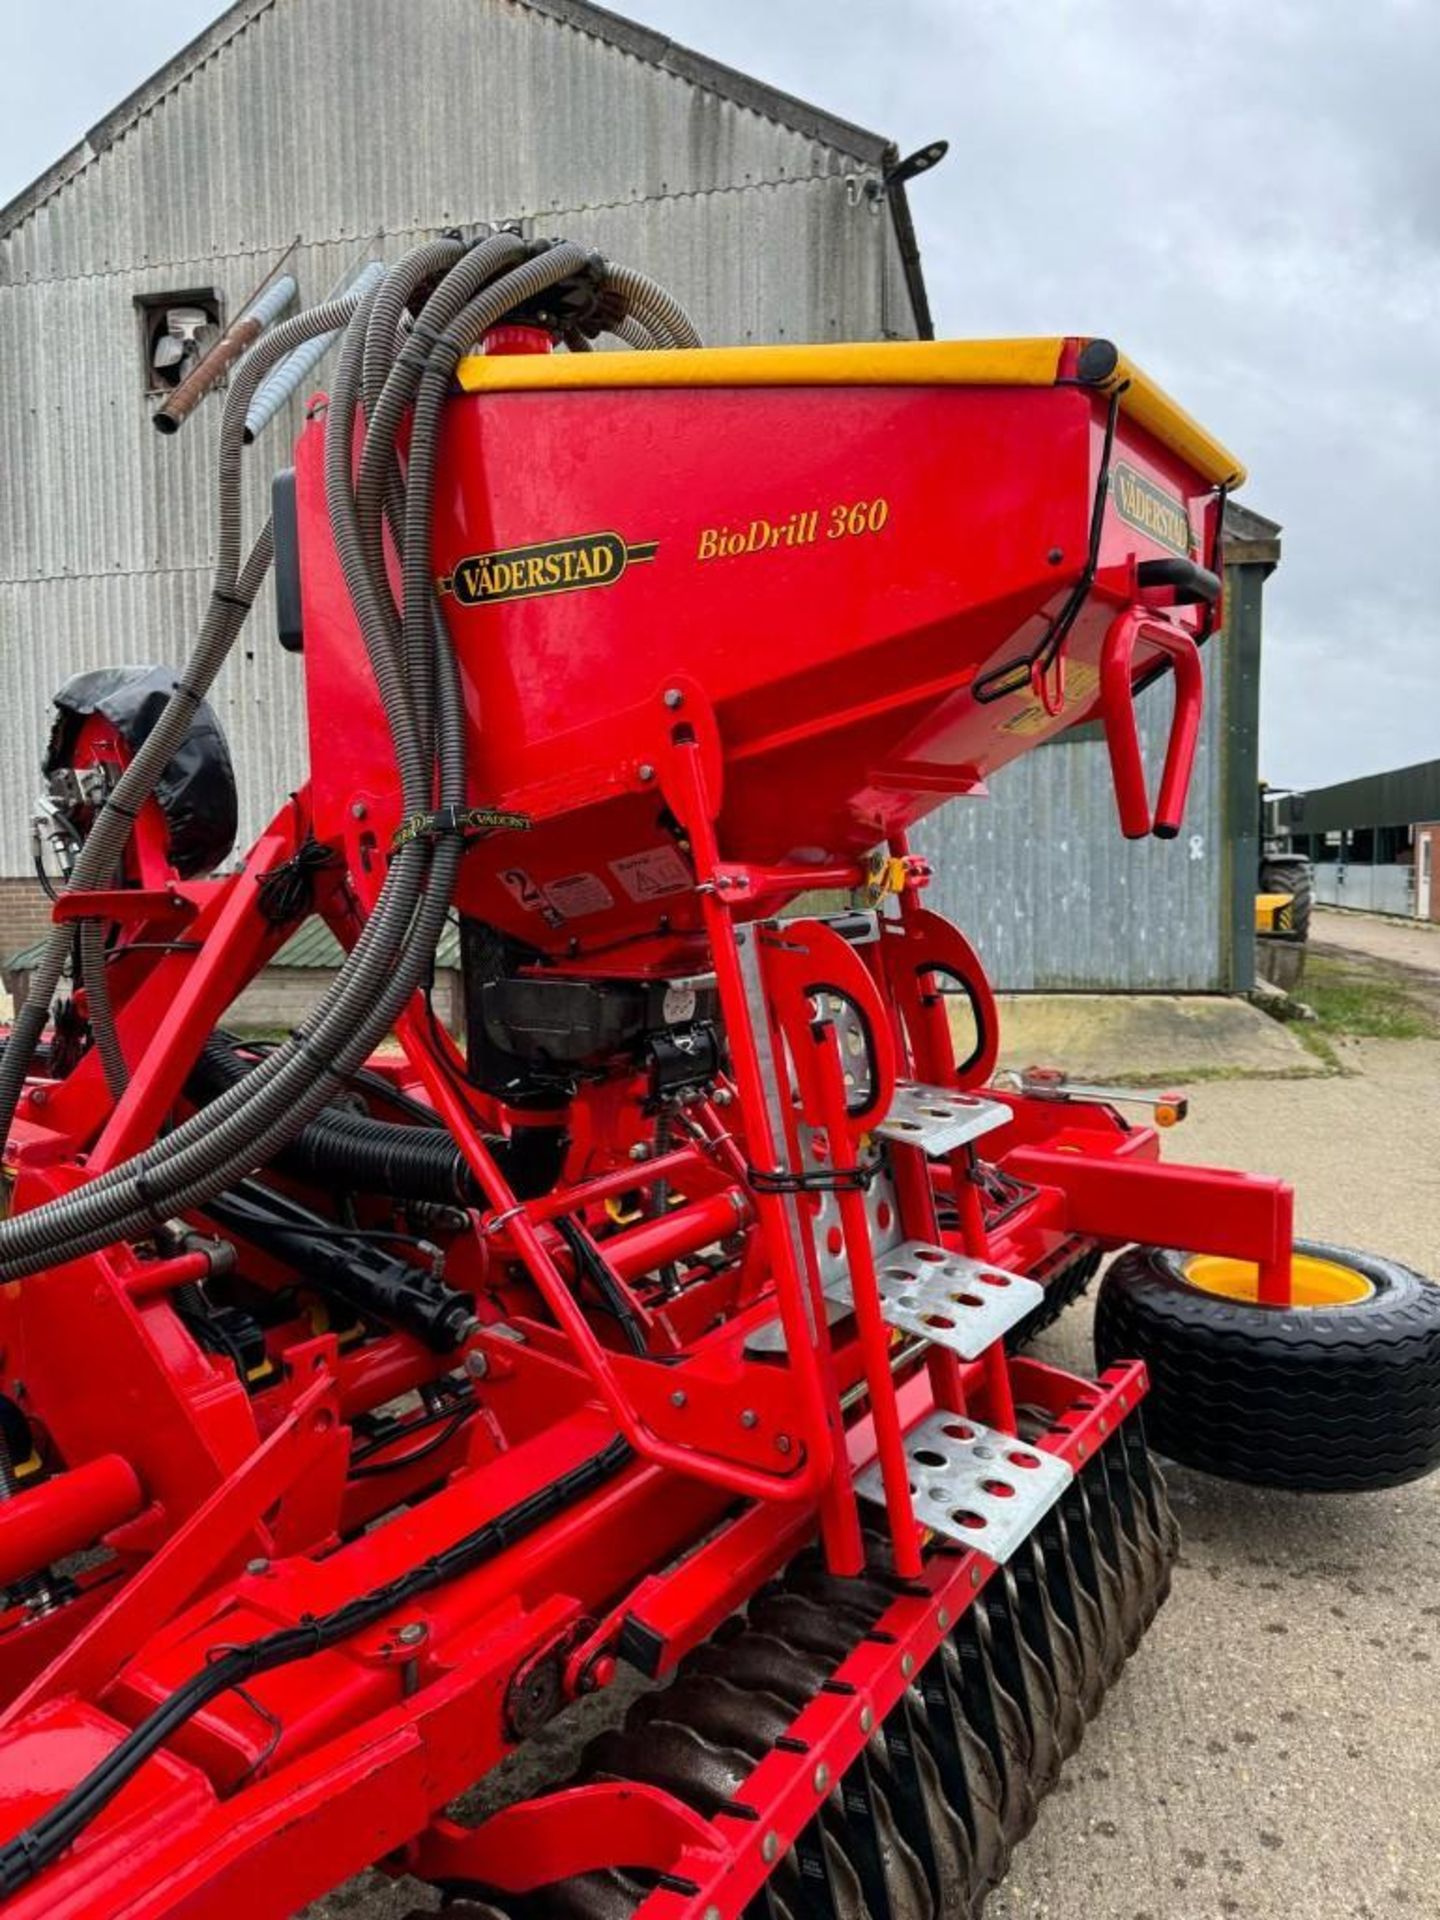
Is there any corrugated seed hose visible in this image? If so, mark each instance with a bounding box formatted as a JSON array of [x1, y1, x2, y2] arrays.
[[0, 242, 700, 1279]]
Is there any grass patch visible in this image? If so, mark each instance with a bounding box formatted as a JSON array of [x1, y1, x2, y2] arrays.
[[1300, 952, 1440, 1042]]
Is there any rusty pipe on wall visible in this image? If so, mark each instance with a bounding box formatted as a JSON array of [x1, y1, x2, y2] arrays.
[[152, 274, 298, 435]]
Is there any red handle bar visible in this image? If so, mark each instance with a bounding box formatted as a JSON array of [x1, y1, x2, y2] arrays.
[[1099, 607, 1204, 840]]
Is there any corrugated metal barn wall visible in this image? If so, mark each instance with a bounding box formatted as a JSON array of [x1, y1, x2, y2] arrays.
[[911, 646, 1231, 990], [0, 0, 916, 877]]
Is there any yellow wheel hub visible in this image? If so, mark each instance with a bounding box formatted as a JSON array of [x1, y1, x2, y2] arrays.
[[1183, 1252, 1375, 1308]]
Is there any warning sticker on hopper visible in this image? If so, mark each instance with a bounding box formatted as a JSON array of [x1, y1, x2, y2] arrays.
[[609, 847, 692, 901], [1000, 660, 1100, 737], [499, 867, 613, 922], [545, 872, 615, 917]]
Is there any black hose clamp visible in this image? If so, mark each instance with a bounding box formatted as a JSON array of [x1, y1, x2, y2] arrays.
[[390, 805, 532, 854]]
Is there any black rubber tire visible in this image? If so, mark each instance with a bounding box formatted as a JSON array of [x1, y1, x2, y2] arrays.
[[1095, 1240, 1440, 1491], [1259, 855, 1313, 942]]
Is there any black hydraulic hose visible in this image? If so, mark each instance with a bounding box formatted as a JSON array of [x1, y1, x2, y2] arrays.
[[554, 1217, 648, 1356], [188, 1038, 565, 1200], [0, 1433, 633, 1898], [202, 1183, 476, 1353], [186, 1037, 480, 1206]]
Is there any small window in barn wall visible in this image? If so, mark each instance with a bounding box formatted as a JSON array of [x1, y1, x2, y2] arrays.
[[136, 288, 223, 394]]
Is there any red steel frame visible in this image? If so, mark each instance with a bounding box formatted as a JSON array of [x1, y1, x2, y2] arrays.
[[0, 344, 1291, 1915]]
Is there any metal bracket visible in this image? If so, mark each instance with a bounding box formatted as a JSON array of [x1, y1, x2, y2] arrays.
[[856, 1409, 1073, 1562], [745, 1292, 849, 1357], [824, 1242, 1043, 1359], [1000, 1066, 1187, 1124], [875, 1083, 1011, 1155]]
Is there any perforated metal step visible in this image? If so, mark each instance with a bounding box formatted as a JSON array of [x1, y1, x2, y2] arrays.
[[823, 1242, 1044, 1359], [875, 1082, 1010, 1155], [857, 1409, 1073, 1562]]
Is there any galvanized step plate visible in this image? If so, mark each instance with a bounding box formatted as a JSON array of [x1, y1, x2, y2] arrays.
[[857, 1410, 1073, 1563], [825, 1242, 1044, 1359], [875, 1083, 1010, 1156]]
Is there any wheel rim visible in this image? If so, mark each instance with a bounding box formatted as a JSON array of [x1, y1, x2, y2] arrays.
[[1181, 1251, 1375, 1308]]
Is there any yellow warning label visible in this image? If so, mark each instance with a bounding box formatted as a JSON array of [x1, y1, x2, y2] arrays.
[[999, 660, 1101, 737]]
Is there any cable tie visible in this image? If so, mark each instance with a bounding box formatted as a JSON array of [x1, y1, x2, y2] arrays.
[[131, 1157, 166, 1223], [746, 1162, 879, 1196], [480, 1203, 526, 1238]]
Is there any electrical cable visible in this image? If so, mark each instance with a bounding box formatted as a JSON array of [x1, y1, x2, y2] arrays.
[[0, 1433, 633, 1895], [554, 1217, 648, 1356], [348, 1405, 477, 1477]]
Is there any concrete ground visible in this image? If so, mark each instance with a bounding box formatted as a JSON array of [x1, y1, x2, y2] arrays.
[[988, 1025, 1440, 1920], [1312, 904, 1440, 987], [319, 914, 1439, 1920], [986, 907, 1440, 1920], [995, 991, 1320, 1082]]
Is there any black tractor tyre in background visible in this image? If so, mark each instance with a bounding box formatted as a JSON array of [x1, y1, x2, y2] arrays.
[[1259, 854, 1314, 942], [1095, 1240, 1440, 1492]]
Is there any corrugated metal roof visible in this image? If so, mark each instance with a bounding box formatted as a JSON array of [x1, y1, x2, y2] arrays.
[[0, 0, 894, 243], [1277, 759, 1440, 836]]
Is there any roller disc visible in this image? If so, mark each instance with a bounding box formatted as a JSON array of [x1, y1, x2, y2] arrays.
[[947, 1610, 1037, 1847], [423, 1424, 1180, 1920], [980, 1573, 1063, 1796], [1009, 1536, 1086, 1762], [1058, 1483, 1127, 1690], [1085, 1450, 1149, 1653]]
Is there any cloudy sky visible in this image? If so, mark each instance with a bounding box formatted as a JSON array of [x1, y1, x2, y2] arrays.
[[3, 0, 1436, 789]]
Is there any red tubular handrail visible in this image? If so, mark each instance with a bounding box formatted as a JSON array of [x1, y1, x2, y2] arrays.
[[1099, 607, 1204, 840]]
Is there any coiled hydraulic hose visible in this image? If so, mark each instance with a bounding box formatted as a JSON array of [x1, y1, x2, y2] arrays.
[[0, 252, 525, 1260], [77, 917, 127, 1100], [0, 238, 698, 1280], [186, 1037, 477, 1204]]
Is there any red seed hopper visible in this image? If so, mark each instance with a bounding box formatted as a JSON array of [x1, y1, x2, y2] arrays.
[[298, 335, 1236, 956]]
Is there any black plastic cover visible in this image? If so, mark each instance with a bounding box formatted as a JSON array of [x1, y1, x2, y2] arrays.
[[44, 665, 239, 878]]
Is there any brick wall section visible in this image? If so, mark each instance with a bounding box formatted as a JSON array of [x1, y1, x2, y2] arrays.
[[0, 876, 465, 1032], [227, 968, 464, 1033], [0, 879, 59, 964]]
